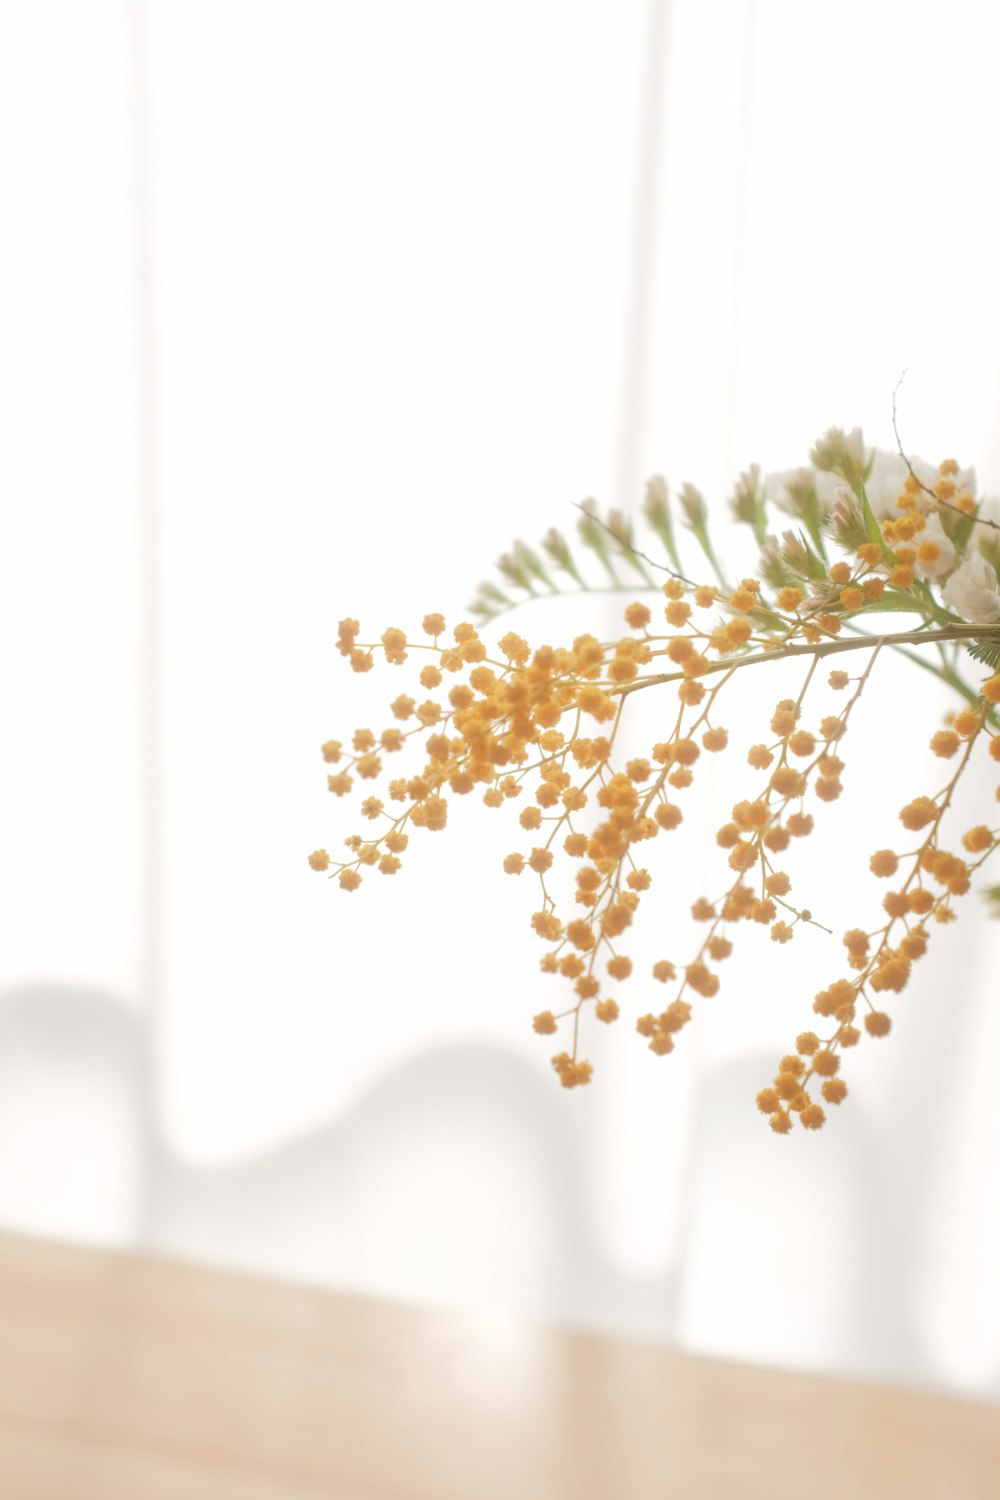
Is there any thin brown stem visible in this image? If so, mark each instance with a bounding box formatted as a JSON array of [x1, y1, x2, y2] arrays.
[[612, 623, 1000, 699]]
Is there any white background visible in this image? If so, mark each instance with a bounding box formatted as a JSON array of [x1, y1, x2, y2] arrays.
[[2, 0, 1000, 1396]]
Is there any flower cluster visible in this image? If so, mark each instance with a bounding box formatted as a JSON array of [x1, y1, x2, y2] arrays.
[[309, 430, 1000, 1131]]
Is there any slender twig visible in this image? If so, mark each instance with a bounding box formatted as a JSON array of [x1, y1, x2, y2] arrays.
[[612, 621, 1000, 698], [892, 372, 1000, 533], [572, 501, 698, 587]]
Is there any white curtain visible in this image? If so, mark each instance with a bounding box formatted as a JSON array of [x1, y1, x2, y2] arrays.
[[3, 0, 1000, 1396]]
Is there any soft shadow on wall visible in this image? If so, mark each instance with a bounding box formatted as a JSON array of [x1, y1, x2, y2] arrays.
[[2, 984, 998, 1398]]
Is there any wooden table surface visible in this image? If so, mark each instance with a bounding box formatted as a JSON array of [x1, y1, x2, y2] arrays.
[[0, 1232, 997, 1499]]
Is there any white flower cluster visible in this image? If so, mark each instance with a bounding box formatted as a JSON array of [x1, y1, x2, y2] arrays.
[[763, 434, 1000, 625], [942, 556, 1000, 624]]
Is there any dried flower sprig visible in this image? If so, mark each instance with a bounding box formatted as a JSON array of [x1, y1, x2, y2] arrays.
[[309, 429, 1000, 1131]]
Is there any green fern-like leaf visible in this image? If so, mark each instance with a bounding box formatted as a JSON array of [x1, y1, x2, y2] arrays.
[[964, 636, 1000, 671]]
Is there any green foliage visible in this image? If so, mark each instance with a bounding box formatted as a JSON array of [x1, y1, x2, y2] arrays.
[[729, 466, 769, 548], [642, 476, 683, 574], [964, 635, 1000, 672]]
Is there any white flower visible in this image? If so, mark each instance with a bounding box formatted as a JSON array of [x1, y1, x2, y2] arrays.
[[951, 463, 977, 502], [864, 449, 938, 518], [863, 448, 977, 520], [976, 493, 1000, 527], [941, 557, 1000, 623], [912, 511, 957, 580]]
